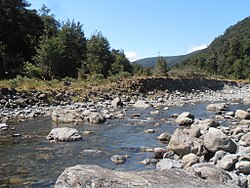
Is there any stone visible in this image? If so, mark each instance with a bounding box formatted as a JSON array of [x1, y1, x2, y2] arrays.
[[168, 128, 206, 157], [206, 103, 229, 111], [157, 132, 172, 141], [216, 154, 238, 170], [51, 109, 83, 124], [134, 100, 152, 108], [156, 158, 182, 170], [181, 153, 199, 168], [154, 147, 168, 159], [235, 109, 250, 119], [243, 96, 250, 105], [191, 119, 219, 131], [55, 165, 234, 188], [144, 129, 155, 133], [150, 110, 160, 115], [47, 127, 82, 141], [111, 96, 124, 107], [110, 155, 127, 164], [235, 161, 250, 174], [175, 112, 194, 126], [204, 127, 237, 153], [139, 158, 158, 165], [188, 163, 232, 183], [239, 132, 250, 146], [210, 150, 229, 165], [86, 112, 105, 124]]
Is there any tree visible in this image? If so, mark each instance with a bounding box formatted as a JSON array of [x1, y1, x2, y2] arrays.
[[85, 32, 112, 77], [154, 55, 168, 76], [109, 49, 133, 75], [34, 20, 86, 79], [0, 0, 44, 78]]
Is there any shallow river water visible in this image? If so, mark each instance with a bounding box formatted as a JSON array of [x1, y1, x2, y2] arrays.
[[0, 103, 248, 187]]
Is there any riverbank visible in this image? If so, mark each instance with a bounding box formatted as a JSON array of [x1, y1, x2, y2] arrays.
[[0, 77, 249, 123]]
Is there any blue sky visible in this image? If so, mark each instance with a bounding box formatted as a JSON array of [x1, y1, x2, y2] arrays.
[[29, 0, 250, 61]]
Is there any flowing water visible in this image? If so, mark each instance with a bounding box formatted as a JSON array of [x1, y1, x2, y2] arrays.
[[0, 103, 248, 187]]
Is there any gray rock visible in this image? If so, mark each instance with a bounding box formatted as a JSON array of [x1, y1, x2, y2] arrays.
[[111, 96, 124, 107], [181, 153, 199, 168], [175, 112, 194, 126], [168, 128, 206, 157], [110, 155, 127, 164], [55, 165, 234, 188], [144, 129, 155, 133], [188, 163, 232, 183], [204, 127, 237, 153], [243, 96, 250, 105], [156, 158, 182, 170], [134, 100, 152, 108], [191, 119, 219, 131], [235, 161, 250, 174], [210, 150, 229, 165], [157, 132, 172, 141], [206, 103, 228, 111], [216, 154, 238, 170], [47, 127, 82, 141], [86, 112, 105, 124], [235, 109, 250, 119], [51, 109, 83, 124], [139, 158, 158, 165], [239, 132, 250, 146]]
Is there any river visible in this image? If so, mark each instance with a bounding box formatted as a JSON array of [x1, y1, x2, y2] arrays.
[[0, 102, 248, 187]]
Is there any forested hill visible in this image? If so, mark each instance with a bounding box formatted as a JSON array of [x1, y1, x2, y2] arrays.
[[134, 50, 202, 68], [174, 16, 250, 79]]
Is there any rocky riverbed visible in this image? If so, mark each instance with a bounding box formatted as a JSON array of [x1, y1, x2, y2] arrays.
[[1, 78, 250, 187]]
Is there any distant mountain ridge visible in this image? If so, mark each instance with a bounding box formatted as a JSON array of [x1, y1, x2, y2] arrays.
[[175, 16, 250, 79], [133, 50, 203, 68]]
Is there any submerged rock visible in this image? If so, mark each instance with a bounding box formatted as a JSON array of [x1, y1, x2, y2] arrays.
[[47, 127, 82, 141], [206, 103, 229, 111]]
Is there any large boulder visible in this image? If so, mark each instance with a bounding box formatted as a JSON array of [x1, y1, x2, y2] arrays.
[[134, 100, 152, 108], [235, 109, 250, 119], [187, 163, 232, 183], [204, 127, 237, 153], [168, 128, 206, 157], [52, 109, 83, 124], [243, 96, 250, 105], [47, 127, 82, 141], [216, 154, 238, 170], [206, 103, 228, 111], [55, 165, 234, 188], [175, 112, 194, 126], [235, 161, 250, 174]]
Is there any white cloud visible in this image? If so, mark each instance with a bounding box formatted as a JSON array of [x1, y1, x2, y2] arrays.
[[186, 44, 208, 54], [125, 51, 140, 62]]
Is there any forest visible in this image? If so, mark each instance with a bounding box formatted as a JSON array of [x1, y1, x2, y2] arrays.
[[172, 16, 250, 79], [1, 0, 167, 81]]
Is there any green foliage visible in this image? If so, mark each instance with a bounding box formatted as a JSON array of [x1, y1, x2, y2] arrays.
[[0, 0, 44, 78], [23, 62, 43, 78], [34, 20, 87, 79], [176, 16, 250, 79], [154, 56, 168, 76], [84, 32, 112, 77]]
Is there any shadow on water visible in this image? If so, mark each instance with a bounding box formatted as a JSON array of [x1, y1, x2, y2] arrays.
[[0, 102, 249, 187]]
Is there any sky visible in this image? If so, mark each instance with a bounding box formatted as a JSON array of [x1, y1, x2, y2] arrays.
[[28, 0, 250, 61]]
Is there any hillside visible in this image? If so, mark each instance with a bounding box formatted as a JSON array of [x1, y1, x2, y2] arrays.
[[133, 50, 202, 68], [174, 16, 250, 79]]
